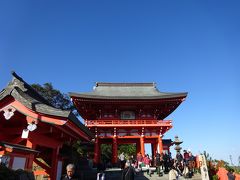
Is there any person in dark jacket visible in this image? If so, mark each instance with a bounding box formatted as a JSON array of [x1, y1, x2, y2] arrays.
[[155, 152, 161, 176], [61, 164, 81, 180], [227, 168, 235, 180], [176, 152, 183, 164], [121, 161, 135, 180], [163, 152, 170, 173]]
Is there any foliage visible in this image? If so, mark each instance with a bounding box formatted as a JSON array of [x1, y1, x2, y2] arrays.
[[225, 165, 240, 175], [72, 140, 89, 156], [201, 151, 240, 178], [32, 83, 85, 163], [204, 150, 212, 161], [101, 144, 112, 162], [203, 151, 218, 180], [234, 167, 240, 174], [99, 144, 136, 163], [118, 144, 136, 159], [216, 160, 228, 168], [212, 174, 219, 180], [31, 83, 73, 110]]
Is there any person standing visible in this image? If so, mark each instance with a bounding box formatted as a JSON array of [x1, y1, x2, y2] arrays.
[[163, 152, 170, 173], [183, 150, 189, 165], [61, 164, 80, 180], [227, 169, 235, 180], [121, 162, 135, 180], [155, 152, 162, 176], [129, 155, 136, 168], [176, 152, 183, 164], [119, 152, 126, 170], [188, 151, 195, 177], [137, 152, 143, 169], [144, 154, 151, 176]]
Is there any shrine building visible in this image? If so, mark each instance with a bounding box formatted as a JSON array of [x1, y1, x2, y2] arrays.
[[70, 82, 187, 165], [0, 72, 94, 179]]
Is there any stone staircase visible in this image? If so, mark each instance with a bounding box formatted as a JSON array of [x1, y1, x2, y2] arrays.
[[103, 168, 202, 180], [74, 161, 203, 180]]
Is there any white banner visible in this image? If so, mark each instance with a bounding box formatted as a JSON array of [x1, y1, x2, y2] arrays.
[[198, 155, 210, 180]]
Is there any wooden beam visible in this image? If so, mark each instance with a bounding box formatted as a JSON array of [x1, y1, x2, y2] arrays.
[[34, 158, 50, 174], [9, 100, 67, 125], [29, 132, 62, 149], [65, 121, 92, 141], [55, 125, 79, 140], [10, 136, 24, 144], [0, 127, 23, 135], [0, 96, 14, 109]]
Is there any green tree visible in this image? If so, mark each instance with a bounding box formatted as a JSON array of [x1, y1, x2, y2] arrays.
[[118, 144, 136, 159], [101, 144, 112, 162], [204, 150, 212, 161], [31, 83, 73, 110], [100, 144, 136, 163], [31, 83, 85, 157]]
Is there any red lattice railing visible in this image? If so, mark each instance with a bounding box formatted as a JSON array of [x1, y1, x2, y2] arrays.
[[85, 119, 172, 127]]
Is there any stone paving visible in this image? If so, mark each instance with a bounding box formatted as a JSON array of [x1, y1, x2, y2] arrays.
[[104, 168, 202, 180], [135, 172, 202, 180]]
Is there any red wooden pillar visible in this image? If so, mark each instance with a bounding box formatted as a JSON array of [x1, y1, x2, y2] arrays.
[[94, 137, 100, 164], [158, 135, 163, 153], [50, 147, 59, 180], [25, 140, 35, 170], [140, 136, 145, 156], [151, 142, 157, 166], [154, 141, 157, 155], [112, 137, 118, 165], [136, 141, 140, 154]]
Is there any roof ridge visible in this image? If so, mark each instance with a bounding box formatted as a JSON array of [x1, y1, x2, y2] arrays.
[[9, 71, 52, 106], [96, 82, 155, 87]]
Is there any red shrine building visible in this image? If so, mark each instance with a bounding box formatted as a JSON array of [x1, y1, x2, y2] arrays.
[[70, 82, 187, 165], [0, 72, 94, 179]]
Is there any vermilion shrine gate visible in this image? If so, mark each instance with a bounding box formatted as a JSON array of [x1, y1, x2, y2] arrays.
[[0, 72, 93, 179], [70, 82, 187, 165], [0, 73, 187, 178]]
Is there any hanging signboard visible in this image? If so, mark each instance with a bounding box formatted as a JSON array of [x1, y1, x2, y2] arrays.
[[21, 129, 29, 139]]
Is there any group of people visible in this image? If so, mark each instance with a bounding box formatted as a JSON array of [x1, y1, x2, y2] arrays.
[[168, 150, 196, 179], [61, 150, 196, 180], [119, 152, 152, 179], [119, 152, 151, 169]]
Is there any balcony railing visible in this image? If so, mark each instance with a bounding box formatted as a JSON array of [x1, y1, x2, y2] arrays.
[[85, 119, 172, 127]]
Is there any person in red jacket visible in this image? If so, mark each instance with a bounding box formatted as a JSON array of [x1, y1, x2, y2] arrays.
[[183, 150, 189, 165], [144, 154, 151, 176]]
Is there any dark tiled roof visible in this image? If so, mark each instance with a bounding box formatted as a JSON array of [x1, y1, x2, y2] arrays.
[[0, 72, 93, 138], [0, 71, 71, 117], [0, 141, 40, 154], [70, 82, 187, 100]]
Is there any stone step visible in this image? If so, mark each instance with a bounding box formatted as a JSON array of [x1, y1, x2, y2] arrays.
[[101, 168, 202, 180]]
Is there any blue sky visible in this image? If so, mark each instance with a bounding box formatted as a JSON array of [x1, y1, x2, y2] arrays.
[[1, 1, 240, 165]]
